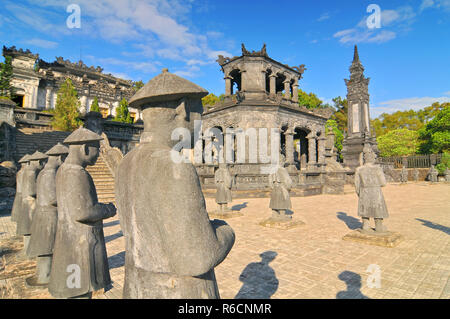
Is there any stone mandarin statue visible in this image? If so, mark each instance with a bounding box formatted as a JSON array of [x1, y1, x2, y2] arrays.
[[26, 143, 69, 287], [355, 145, 389, 233], [16, 151, 47, 254], [268, 155, 293, 222], [48, 128, 116, 299], [215, 163, 233, 213], [400, 166, 408, 183], [11, 154, 31, 223], [116, 68, 235, 299], [428, 165, 438, 183]]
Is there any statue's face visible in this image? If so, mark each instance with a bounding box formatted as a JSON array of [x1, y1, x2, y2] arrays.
[[83, 142, 100, 165]]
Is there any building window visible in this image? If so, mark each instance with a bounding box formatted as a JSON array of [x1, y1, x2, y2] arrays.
[[12, 95, 25, 107]]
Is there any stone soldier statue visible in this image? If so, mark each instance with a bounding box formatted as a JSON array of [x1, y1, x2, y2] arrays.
[[445, 168, 450, 182], [413, 168, 420, 182], [11, 154, 31, 223], [400, 165, 408, 183], [215, 163, 233, 213], [355, 145, 389, 233], [16, 151, 47, 253], [116, 68, 235, 299], [428, 165, 438, 183], [26, 143, 69, 287], [48, 128, 116, 299], [268, 155, 293, 222]]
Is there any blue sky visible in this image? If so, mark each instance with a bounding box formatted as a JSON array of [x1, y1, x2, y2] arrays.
[[0, 0, 449, 118]]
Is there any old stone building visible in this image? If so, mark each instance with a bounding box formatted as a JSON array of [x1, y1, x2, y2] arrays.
[[341, 45, 378, 170], [3, 46, 142, 122], [197, 44, 335, 194]]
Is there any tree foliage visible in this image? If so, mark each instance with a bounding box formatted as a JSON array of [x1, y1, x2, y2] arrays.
[[436, 152, 450, 175], [132, 80, 145, 92], [0, 55, 14, 98], [114, 98, 133, 124], [202, 93, 225, 111], [418, 103, 450, 154], [297, 89, 325, 109], [377, 128, 420, 157], [50, 78, 83, 131], [90, 96, 100, 113], [329, 96, 348, 134]]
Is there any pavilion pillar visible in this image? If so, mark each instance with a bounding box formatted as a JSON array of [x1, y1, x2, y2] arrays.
[[307, 132, 317, 168], [269, 74, 277, 96], [225, 76, 233, 96], [284, 130, 294, 165], [283, 80, 291, 99], [292, 81, 299, 103], [317, 136, 326, 164]]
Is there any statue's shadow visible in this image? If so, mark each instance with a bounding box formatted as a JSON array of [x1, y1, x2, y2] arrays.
[[108, 251, 125, 269], [416, 218, 450, 235], [336, 271, 370, 299], [337, 212, 362, 230], [231, 202, 248, 211], [235, 251, 279, 299]]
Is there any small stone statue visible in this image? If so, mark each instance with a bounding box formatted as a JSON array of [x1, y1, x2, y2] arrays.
[[413, 168, 420, 182], [215, 163, 233, 213], [11, 155, 30, 223], [116, 68, 235, 299], [400, 166, 408, 183], [355, 145, 389, 233], [445, 168, 450, 182], [26, 143, 69, 287], [16, 151, 47, 254], [428, 165, 438, 183], [268, 155, 293, 222], [48, 128, 116, 299]]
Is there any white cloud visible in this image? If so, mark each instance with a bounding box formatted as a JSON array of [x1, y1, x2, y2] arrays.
[[334, 6, 415, 44], [420, 0, 450, 12], [24, 38, 59, 49], [317, 12, 331, 22], [372, 96, 450, 117]]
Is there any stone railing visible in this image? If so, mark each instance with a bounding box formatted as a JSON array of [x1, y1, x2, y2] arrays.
[[14, 108, 54, 129]]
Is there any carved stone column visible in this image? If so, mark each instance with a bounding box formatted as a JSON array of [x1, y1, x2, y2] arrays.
[[317, 136, 326, 164], [45, 86, 53, 109], [269, 74, 277, 96], [292, 80, 299, 103], [225, 76, 233, 96], [283, 80, 291, 99], [307, 132, 317, 168], [284, 130, 294, 165]]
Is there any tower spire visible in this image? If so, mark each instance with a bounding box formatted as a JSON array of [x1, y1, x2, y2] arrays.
[[353, 45, 360, 63]]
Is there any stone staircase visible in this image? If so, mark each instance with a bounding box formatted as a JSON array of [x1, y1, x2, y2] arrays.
[[15, 127, 116, 204], [86, 156, 116, 204]]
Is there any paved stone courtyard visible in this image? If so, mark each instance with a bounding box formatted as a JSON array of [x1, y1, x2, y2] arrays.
[[1, 183, 449, 299]]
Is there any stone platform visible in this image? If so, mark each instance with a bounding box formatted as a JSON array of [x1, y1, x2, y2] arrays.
[[342, 229, 403, 248], [208, 210, 244, 219], [259, 217, 306, 230]]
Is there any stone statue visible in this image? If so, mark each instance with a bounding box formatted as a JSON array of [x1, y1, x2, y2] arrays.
[[116, 68, 235, 299], [48, 128, 116, 299], [16, 151, 47, 254], [11, 155, 30, 223], [428, 165, 438, 183], [26, 143, 68, 287], [215, 163, 233, 213], [355, 145, 389, 233], [400, 166, 408, 183], [268, 155, 293, 222], [445, 168, 450, 182], [413, 168, 420, 182]]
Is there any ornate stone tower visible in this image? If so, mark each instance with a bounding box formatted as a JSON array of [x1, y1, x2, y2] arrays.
[[342, 45, 378, 170]]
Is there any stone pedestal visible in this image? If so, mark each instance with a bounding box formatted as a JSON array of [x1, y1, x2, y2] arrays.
[[208, 210, 243, 219], [259, 217, 305, 230], [342, 229, 403, 248]]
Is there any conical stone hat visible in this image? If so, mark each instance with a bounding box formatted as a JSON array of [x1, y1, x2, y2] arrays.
[[63, 127, 103, 145], [129, 68, 208, 109], [18, 154, 31, 163], [46, 143, 69, 156], [29, 151, 48, 161]]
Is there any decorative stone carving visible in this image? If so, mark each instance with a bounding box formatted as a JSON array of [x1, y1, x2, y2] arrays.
[[49, 128, 116, 299], [116, 68, 235, 298], [26, 143, 69, 288]]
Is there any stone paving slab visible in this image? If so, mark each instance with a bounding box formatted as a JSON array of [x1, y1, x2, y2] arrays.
[[0, 183, 449, 299]]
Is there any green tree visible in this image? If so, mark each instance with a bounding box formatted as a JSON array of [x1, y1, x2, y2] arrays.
[[50, 78, 83, 131], [298, 89, 323, 109], [418, 103, 450, 154], [371, 109, 424, 137], [132, 80, 145, 92], [377, 128, 420, 157], [329, 96, 348, 133], [90, 96, 100, 112], [325, 119, 344, 158], [114, 98, 133, 124], [202, 93, 221, 111], [436, 152, 450, 175], [0, 56, 15, 98]]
